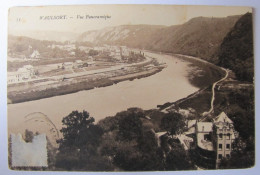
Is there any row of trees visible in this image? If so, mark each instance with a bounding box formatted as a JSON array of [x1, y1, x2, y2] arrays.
[[55, 108, 194, 171], [9, 103, 254, 170]]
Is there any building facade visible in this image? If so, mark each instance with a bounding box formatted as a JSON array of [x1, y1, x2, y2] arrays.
[[195, 112, 237, 168], [212, 112, 237, 167], [8, 65, 35, 84]]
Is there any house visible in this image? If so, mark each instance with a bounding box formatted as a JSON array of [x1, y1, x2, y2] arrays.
[[88, 56, 94, 61], [196, 122, 214, 151], [7, 65, 35, 84], [110, 50, 121, 60], [8, 72, 20, 84], [23, 65, 35, 76], [30, 50, 40, 59], [120, 46, 130, 57], [74, 60, 83, 68], [69, 51, 75, 56], [212, 112, 237, 165], [85, 61, 96, 67], [194, 112, 238, 168]]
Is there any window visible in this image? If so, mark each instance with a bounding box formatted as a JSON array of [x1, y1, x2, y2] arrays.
[[204, 134, 211, 141], [219, 144, 222, 150], [218, 154, 222, 159], [226, 144, 230, 150], [219, 134, 223, 139], [227, 133, 231, 140]]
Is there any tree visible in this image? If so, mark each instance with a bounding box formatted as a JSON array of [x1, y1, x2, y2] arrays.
[[117, 108, 144, 141], [218, 13, 253, 82], [75, 47, 87, 58], [89, 49, 99, 56], [138, 130, 158, 153], [160, 112, 186, 137], [56, 110, 104, 170], [136, 130, 165, 171], [165, 142, 194, 170]]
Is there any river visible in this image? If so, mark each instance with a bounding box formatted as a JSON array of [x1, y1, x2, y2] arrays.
[[8, 52, 200, 139]]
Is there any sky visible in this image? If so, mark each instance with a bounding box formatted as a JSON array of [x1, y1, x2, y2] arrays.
[[8, 5, 252, 35]]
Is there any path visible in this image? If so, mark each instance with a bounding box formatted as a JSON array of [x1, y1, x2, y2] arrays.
[[159, 54, 228, 114], [200, 68, 229, 121]]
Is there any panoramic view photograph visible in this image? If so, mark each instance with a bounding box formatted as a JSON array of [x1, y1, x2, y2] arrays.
[[7, 5, 254, 171]]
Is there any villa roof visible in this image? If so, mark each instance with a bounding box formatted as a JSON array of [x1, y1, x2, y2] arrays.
[[214, 112, 233, 124], [188, 120, 196, 128], [197, 122, 213, 132]]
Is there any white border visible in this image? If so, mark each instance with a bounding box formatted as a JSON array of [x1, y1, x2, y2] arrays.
[[0, 0, 259, 175]]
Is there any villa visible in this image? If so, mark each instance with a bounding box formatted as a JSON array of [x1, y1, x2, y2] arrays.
[[193, 112, 238, 168], [8, 65, 35, 84]]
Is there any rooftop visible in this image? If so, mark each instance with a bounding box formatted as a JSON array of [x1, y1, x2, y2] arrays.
[[197, 122, 213, 133], [214, 112, 233, 124], [188, 120, 196, 128], [177, 134, 193, 150]]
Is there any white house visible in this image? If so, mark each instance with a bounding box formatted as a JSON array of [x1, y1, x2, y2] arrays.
[[194, 112, 238, 168], [110, 50, 121, 60], [30, 50, 40, 59], [7, 65, 35, 84], [86, 61, 96, 67], [8, 72, 20, 84], [23, 65, 34, 76], [74, 60, 83, 68]]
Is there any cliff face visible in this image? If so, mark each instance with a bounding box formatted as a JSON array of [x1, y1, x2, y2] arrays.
[[78, 25, 166, 49], [146, 15, 241, 63], [218, 13, 254, 82], [78, 15, 241, 63]]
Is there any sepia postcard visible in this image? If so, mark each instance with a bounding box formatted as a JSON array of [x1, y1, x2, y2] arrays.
[[7, 5, 254, 171]]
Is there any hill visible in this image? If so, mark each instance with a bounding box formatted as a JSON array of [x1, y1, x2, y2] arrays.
[[78, 24, 166, 48], [218, 13, 254, 82], [78, 15, 241, 63], [9, 30, 79, 42], [147, 15, 241, 63]]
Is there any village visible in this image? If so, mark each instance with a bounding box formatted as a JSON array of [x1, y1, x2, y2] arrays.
[[7, 43, 166, 103], [7, 42, 244, 170]]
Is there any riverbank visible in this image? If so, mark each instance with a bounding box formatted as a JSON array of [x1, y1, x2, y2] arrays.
[[173, 54, 226, 88], [8, 66, 164, 104], [8, 52, 199, 137], [158, 66, 254, 121], [156, 54, 227, 114]]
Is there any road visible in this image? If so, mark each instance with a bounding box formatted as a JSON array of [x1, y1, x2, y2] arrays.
[[200, 68, 229, 121], [160, 54, 228, 114]]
